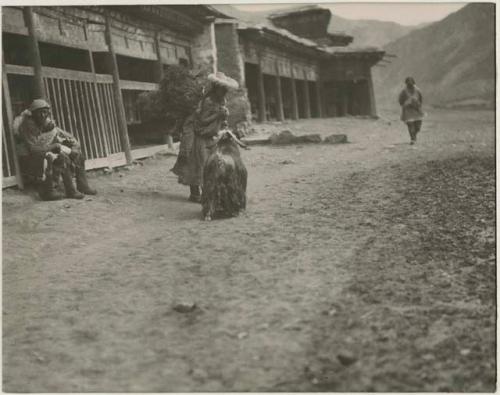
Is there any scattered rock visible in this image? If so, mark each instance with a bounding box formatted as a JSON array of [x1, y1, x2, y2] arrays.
[[311, 377, 319, 385], [103, 167, 112, 175], [337, 351, 357, 366], [85, 197, 93, 202], [269, 130, 323, 145], [295, 134, 322, 144], [257, 323, 270, 330], [422, 353, 435, 361], [279, 159, 295, 165], [328, 308, 338, 316], [32, 351, 45, 363], [173, 302, 197, 313], [324, 134, 348, 144], [237, 331, 248, 340], [270, 130, 296, 145], [64, 203, 71, 209], [460, 348, 471, 356]]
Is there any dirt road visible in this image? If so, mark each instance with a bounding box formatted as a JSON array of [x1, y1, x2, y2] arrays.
[[3, 109, 495, 392]]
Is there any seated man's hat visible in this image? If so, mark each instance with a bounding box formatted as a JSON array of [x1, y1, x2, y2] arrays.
[[29, 99, 51, 112], [207, 72, 239, 90]]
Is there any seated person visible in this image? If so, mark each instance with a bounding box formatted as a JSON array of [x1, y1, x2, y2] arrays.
[[14, 99, 97, 201]]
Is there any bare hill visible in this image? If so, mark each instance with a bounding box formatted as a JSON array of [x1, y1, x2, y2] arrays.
[[373, 3, 495, 109]]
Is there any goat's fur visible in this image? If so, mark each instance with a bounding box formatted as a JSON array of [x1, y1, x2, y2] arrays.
[[202, 131, 248, 220]]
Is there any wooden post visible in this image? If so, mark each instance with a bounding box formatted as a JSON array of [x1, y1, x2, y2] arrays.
[[154, 32, 164, 82], [23, 7, 45, 99], [290, 66, 299, 120], [303, 71, 311, 119], [315, 80, 323, 118], [257, 56, 266, 123], [154, 32, 172, 148], [274, 62, 284, 121], [104, 12, 132, 164], [366, 69, 377, 117], [2, 57, 24, 189]]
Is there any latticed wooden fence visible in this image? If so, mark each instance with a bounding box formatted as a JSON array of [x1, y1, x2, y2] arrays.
[[2, 64, 131, 187], [42, 67, 124, 164]]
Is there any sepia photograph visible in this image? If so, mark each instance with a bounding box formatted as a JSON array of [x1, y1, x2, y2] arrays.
[[1, 1, 496, 392]]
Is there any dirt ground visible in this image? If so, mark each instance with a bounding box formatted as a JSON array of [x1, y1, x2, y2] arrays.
[[2, 108, 496, 392]]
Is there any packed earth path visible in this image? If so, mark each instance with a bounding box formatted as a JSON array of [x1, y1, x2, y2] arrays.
[[3, 109, 495, 392]]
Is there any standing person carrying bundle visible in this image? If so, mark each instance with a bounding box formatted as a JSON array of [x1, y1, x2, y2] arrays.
[[173, 72, 238, 202]]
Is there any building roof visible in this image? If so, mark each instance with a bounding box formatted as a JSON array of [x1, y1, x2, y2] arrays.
[[215, 5, 385, 60], [268, 5, 327, 19], [324, 46, 385, 55], [237, 22, 321, 49]]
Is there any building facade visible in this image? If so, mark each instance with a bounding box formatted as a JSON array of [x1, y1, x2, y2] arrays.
[[2, 5, 384, 189], [2, 5, 224, 188], [214, 5, 384, 123]]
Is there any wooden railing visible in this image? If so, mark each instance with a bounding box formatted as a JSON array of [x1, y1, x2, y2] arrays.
[[42, 69, 122, 162]]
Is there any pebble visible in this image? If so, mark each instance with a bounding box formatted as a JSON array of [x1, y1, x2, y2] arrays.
[[422, 353, 435, 361], [460, 348, 471, 356], [237, 331, 248, 340], [337, 351, 357, 366], [173, 302, 197, 313], [32, 351, 45, 363]]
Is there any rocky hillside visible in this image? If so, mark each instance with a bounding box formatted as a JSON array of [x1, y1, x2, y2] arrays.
[[373, 3, 495, 109]]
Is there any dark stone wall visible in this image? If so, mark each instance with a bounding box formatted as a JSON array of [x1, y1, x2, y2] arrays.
[[214, 23, 252, 131], [214, 23, 243, 85]]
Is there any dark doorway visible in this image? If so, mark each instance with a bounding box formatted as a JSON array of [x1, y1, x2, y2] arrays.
[[263, 74, 278, 121], [280, 77, 294, 119], [308, 81, 319, 118], [244, 63, 259, 121], [295, 79, 307, 118]]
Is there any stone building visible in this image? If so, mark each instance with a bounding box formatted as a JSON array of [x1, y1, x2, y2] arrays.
[[2, 5, 225, 188], [213, 5, 385, 123], [2, 5, 384, 189]]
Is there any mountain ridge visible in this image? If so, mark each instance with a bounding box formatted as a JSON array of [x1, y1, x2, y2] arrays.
[[373, 3, 495, 109]]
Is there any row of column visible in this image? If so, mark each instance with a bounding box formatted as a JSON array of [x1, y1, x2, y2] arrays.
[[256, 58, 323, 123]]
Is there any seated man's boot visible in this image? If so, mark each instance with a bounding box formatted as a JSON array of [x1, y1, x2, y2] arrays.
[[72, 152, 97, 195], [61, 166, 84, 199]]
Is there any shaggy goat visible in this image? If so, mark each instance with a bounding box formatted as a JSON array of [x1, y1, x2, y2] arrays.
[[201, 129, 248, 221]]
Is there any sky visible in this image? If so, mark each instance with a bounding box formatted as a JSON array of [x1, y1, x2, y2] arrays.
[[233, 3, 467, 26]]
